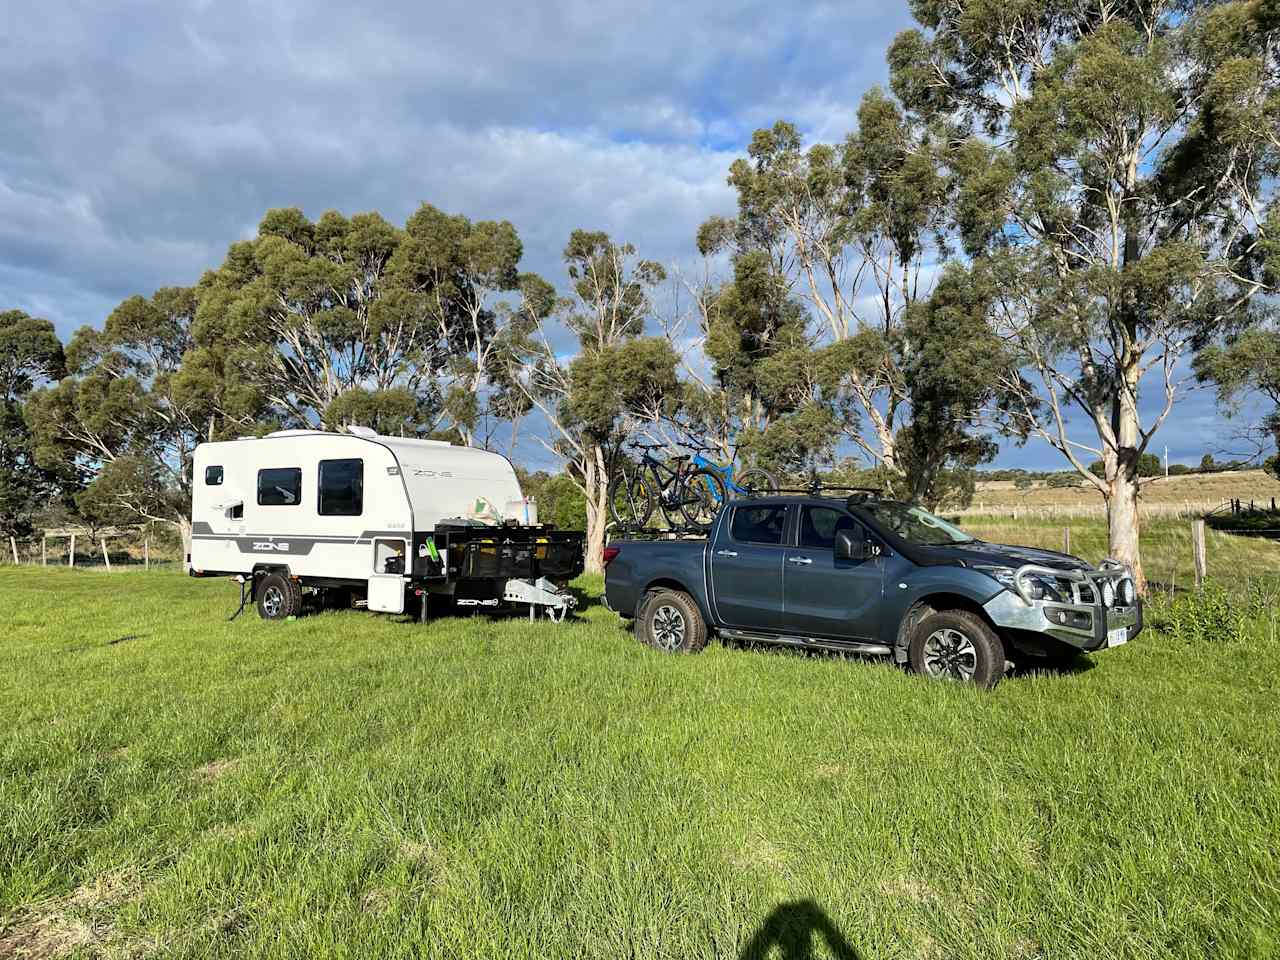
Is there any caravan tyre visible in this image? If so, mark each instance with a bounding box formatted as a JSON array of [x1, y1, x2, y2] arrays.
[[257, 571, 302, 620]]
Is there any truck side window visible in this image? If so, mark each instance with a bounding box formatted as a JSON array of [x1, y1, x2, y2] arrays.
[[730, 505, 787, 545], [258, 467, 302, 506], [205, 465, 223, 486], [318, 458, 363, 516], [799, 506, 857, 550]]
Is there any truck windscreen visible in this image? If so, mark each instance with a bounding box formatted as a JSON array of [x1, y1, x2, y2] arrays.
[[857, 501, 975, 546]]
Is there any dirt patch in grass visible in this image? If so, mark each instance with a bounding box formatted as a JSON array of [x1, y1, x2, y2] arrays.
[[731, 836, 792, 876], [879, 876, 939, 905], [360, 887, 394, 914], [192, 758, 240, 782], [0, 869, 145, 959]]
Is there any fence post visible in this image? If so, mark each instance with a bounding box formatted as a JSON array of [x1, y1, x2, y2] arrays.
[[42, 536, 47, 567], [1063, 526, 1071, 555], [1192, 519, 1207, 592], [101, 538, 111, 572], [144, 538, 150, 570], [8, 536, 16, 564], [69, 534, 76, 568]]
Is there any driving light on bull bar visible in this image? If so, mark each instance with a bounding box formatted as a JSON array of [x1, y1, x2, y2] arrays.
[[1118, 578, 1136, 606], [1046, 607, 1092, 630], [1101, 580, 1116, 607]]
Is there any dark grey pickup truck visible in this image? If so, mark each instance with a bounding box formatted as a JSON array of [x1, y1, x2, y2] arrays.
[[603, 493, 1141, 688]]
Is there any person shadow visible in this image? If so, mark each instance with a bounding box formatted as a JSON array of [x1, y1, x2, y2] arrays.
[[739, 900, 861, 960]]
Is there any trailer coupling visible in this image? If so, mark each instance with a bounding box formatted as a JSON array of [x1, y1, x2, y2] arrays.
[[502, 576, 578, 623]]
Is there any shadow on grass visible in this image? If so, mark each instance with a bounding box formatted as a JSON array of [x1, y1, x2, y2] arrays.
[[740, 900, 860, 960], [1006, 652, 1097, 680]]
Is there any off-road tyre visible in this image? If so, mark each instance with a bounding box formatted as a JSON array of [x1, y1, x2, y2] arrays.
[[256, 571, 303, 621], [907, 609, 1006, 689], [639, 589, 708, 655]]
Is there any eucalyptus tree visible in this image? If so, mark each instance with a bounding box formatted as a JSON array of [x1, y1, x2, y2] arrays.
[[0, 310, 65, 537], [513, 230, 677, 571], [194, 204, 541, 443], [699, 88, 952, 472], [889, 0, 1280, 589], [388, 204, 536, 446], [673, 249, 848, 473], [26, 288, 255, 546]]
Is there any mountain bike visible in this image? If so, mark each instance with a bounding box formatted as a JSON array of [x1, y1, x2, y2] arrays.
[[682, 440, 780, 502], [608, 442, 728, 529]]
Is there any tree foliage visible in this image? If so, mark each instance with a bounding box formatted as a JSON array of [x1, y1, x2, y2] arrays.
[[193, 205, 548, 445], [26, 288, 248, 539], [888, 0, 1280, 589], [0, 310, 65, 536]]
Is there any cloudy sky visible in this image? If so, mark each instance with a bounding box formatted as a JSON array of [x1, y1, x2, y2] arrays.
[[0, 0, 1254, 469]]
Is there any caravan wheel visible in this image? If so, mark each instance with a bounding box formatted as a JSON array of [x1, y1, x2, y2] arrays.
[[257, 572, 302, 620]]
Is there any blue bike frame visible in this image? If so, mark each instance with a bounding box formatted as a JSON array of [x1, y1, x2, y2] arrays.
[[689, 452, 748, 502]]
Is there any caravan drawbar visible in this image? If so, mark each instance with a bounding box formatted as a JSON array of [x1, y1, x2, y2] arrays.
[[189, 428, 584, 621]]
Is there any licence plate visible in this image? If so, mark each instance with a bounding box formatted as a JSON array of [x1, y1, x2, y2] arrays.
[[1107, 607, 1136, 647]]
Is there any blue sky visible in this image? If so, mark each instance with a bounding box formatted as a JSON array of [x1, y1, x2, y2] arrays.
[[0, 0, 1255, 469]]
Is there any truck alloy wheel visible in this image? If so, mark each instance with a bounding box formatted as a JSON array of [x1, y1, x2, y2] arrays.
[[921, 627, 978, 681], [907, 610, 1005, 689], [650, 604, 687, 651], [639, 588, 708, 655]]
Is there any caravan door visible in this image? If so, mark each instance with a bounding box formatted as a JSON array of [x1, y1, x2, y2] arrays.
[[368, 538, 408, 614]]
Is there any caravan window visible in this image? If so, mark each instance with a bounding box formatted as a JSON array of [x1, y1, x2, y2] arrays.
[[318, 458, 363, 516], [205, 465, 223, 486], [258, 467, 302, 506]]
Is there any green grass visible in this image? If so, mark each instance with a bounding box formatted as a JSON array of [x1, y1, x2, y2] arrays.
[[1, 565, 1278, 959]]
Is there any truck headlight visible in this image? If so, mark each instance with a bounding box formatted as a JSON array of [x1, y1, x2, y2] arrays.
[[975, 565, 1063, 602]]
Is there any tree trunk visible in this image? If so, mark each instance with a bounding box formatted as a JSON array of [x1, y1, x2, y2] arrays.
[[1104, 374, 1146, 594], [177, 515, 193, 567], [580, 443, 610, 575], [1105, 470, 1144, 593]]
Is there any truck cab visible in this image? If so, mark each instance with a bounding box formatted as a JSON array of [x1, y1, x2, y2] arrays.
[[604, 492, 1141, 688]]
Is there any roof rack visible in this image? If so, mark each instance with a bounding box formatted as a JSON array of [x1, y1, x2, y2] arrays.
[[766, 484, 885, 499]]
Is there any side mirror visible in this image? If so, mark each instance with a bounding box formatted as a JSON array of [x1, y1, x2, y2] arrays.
[[834, 530, 870, 562]]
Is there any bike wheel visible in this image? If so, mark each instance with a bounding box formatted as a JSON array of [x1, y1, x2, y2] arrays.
[[680, 468, 728, 527], [734, 467, 779, 498], [608, 470, 655, 529]]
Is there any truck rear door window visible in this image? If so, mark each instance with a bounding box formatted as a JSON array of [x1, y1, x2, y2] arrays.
[[258, 467, 302, 506], [730, 505, 787, 545], [318, 458, 363, 516]]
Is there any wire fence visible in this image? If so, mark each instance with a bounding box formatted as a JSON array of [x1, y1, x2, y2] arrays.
[[0, 526, 181, 571]]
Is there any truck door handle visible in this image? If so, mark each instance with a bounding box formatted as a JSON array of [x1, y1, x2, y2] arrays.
[[717, 550, 738, 558], [787, 556, 813, 565]]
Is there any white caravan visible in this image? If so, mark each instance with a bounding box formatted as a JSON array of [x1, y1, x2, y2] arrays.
[[189, 428, 583, 621]]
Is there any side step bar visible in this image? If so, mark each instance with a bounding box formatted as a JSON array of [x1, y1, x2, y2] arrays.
[[719, 628, 891, 657]]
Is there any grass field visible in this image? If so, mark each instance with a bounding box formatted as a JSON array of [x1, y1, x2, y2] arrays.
[[964, 468, 1280, 519], [2, 548, 1278, 958]]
